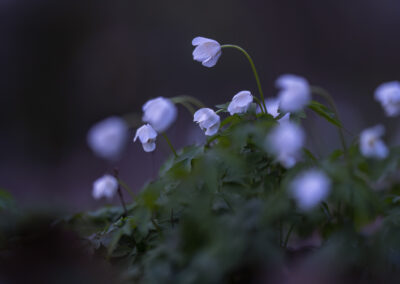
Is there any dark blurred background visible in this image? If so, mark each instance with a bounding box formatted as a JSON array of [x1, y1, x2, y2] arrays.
[[1, 0, 400, 212]]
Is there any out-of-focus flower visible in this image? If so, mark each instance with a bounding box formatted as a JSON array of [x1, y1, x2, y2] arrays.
[[374, 81, 400, 117], [227, 91, 253, 115], [193, 108, 220, 136], [192, 36, 222, 67], [142, 97, 177, 133], [92, 174, 119, 200], [266, 121, 305, 168], [360, 125, 388, 159], [276, 74, 311, 112], [87, 116, 128, 160], [256, 98, 291, 123], [290, 169, 331, 211], [134, 124, 158, 152]]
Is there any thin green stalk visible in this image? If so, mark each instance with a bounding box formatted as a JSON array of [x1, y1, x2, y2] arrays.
[[176, 101, 195, 115], [283, 223, 296, 248], [117, 178, 135, 200], [172, 95, 206, 109], [311, 86, 347, 154], [161, 133, 178, 157], [221, 44, 267, 113]]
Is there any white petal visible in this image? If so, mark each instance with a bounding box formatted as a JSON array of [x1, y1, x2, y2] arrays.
[[192, 36, 219, 46], [202, 51, 222, 67], [87, 116, 128, 160], [142, 141, 156, 152], [142, 97, 177, 132]]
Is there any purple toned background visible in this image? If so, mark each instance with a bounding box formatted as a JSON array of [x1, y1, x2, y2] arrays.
[[1, 0, 400, 211]]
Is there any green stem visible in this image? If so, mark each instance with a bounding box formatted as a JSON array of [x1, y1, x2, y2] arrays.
[[311, 86, 347, 154], [176, 101, 195, 115], [172, 95, 206, 109], [283, 222, 296, 248], [221, 44, 267, 114], [117, 178, 135, 200], [161, 133, 178, 157]]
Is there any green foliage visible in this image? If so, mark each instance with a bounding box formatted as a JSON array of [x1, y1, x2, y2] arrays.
[[58, 106, 400, 282]]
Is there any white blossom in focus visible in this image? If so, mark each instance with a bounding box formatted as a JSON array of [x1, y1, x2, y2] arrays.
[[290, 169, 331, 211], [276, 74, 311, 112], [142, 97, 177, 133], [266, 121, 305, 168], [193, 108, 220, 136], [87, 116, 128, 160], [256, 98, 291, 123], [227, 91, 253, 115], [92, 174, 118, 200], [192, 36, 222, 67], [360, 125, 388, 159], [374, 81, 400, 117], [134, 124, 158, 152]]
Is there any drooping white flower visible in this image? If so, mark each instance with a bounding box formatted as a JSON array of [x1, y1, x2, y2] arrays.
[[142, 97, 177, 133], [360, 125, 388, 159], [193, 108, 221, 136], [227, 91, 253, 115], [374, 81, 400, 117], [256, 98, 291, 123], [92, 174, 119, 200], [192, 36, 222, 68], [266, 121, 305, 168], [276, 74, 311, 113], [87, 116, 128, 160], [290, 169, 331, 211], [134, 124, 158, 152]]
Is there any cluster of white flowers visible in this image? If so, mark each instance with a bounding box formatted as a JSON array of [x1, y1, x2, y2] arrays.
[[92, 174, 119, 200], [87, 116, 129, 160], [87, 35, 397, 206], [266, 121, 305, 168], [374, 81, 400, 117], [290, 169, 331, 211]]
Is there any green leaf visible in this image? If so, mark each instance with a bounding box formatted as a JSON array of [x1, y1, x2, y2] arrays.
[[308, 100, 342, 128]]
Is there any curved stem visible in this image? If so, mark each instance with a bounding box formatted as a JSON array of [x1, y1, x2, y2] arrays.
[[161, 133, 178, 157], [221, 44, 267, 113], [175, 101, 195, 115], [311, 86, 347, 154], [172, 95, 206, 109], [117, 178, 135, 200]]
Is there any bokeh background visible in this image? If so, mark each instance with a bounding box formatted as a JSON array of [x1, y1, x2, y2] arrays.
[[1, 0, 400, 212]]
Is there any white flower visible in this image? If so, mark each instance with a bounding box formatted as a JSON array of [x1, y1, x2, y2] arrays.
[[87, 116, 128, 160], [142, 97, 177, 133], [193, 108, 220, 136], [290, 169, 331, 211], [276, 74, 311, 112], [192, 36, 222, 68], [227, 91, 253, 115], [266, 121, 305, 168], [374, 81, 400, 117], [134, 124, 158, 152], [360, 125, 388, 159], [92, 174, 118, 200], [256, 98, 291, 123]]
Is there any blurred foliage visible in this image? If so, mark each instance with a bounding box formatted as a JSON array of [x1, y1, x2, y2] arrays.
[[2, 101, 400, 283]]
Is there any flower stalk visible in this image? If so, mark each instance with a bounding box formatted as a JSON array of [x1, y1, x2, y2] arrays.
[[162, 133, 178, 157], [221, 44, 267, 113]]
